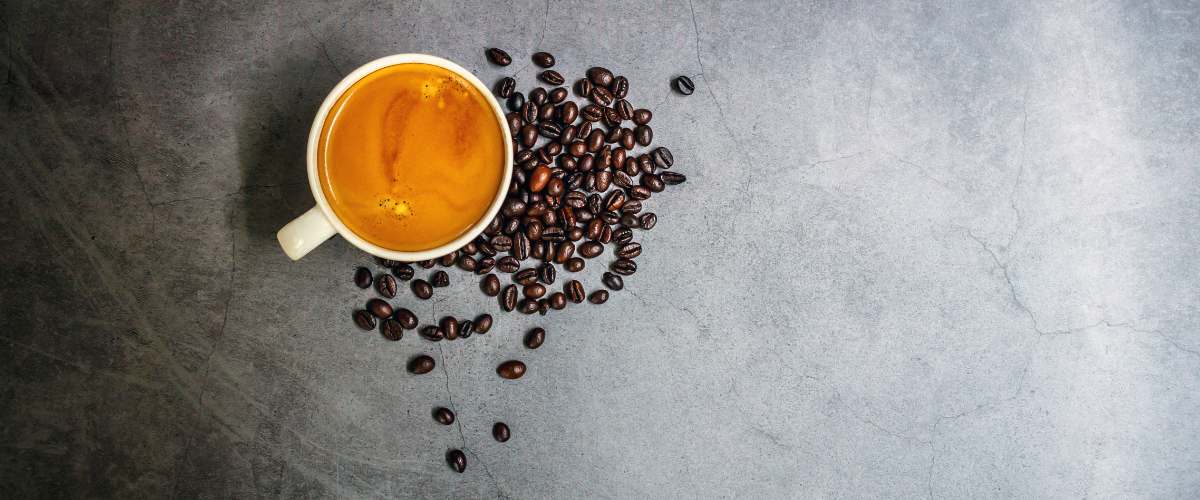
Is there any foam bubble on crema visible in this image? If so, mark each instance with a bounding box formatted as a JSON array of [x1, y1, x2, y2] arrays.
[[377, 197, 414, 221]]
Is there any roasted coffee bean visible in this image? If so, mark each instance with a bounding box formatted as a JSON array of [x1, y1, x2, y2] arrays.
[[524, 283, 546, 299], [538, 122, 562, 140], [457, 256, 477, 272], [587, 193, 603, 213], [613, 226, 634, 245], [354, 267, 372, 288], [565, 190, 587, 208], [496, 77, 516, 99], [459, 320, 474, 338], [660, 171, 686, 185], [434, 407, 455, 425], [616, 242, 643, 259], [461, 241, 478, 255], [589, 290, 609, 304], [506, 112, 523, 132], [610, 75, 629, 99], [418, 259, 436, 269], [625, 156, 642, 176], [497, 360, 527, 379], [493, 422, 511, 442], [533, 263, 553, 285], [554, 241, 575, 263], [532, 51, 555, 68], [605, 190, 627, 211], [620, 200, 643, 214], [419, 325, 444, 341], [482, 273, 501, 296], [546, 177, 565, 196], [587, 66, 614, 87], [585, 219, 603, 239], [579, 240, 603, 258], [589, 86, 613, 106], [513, 233, 530, 260], [512, 268, 537, 285], [440, 316, 460, 340], [491, 235, 513, 252], [391, 264, 415, 281], [541, 226, 565, 241], [568, 226, 584, 241], [396, 305, 420, 328], [602, 272, 625, 291], [673, 75, 695, 95], [526, 200, 548, 216], [431, 270, 450, 287], [559, 155, 578, 172], [503, 216, 521, 235], [612, 147, 627, 169], [573, 77, 592, 96], [539, 70, 564, 85], [539, 102, 556, 121], [515, 149, 534, 164], [520, 124, 537, 147], [503, 198, 527, 217], [568, 141, 588, 157], [354, 310, 376, 330], [605, 127, 622, 145], [412, 279, 434, 299], [486, 47, 512, 66], [559, 126, 578, 147], [501, 285, 518, 311], [534, 241, 549, 261], [620, 128, 636, 149], [497, 256, 520, 273], [641, 173, 665, 192], [546, 87, 567, 105], [620, 213, 641, 228], [581, 104, 603, 122], [543, 292, 563, 310], [599, 224, 613, 244], [611, 258, 637, 275], [474, 314, 493, 334], [367, 298, 393, 319], [652, 147, 674, 168], [380, 319, 403, 340], [447, 449, 467, 473], [613, 170, 634, 189], [633, 108, 652, 125], [520, 328, 545, 350], [635, 125, 653, 146], [476, 257, 496, 274], [538, 299, 550, 315], [564, 257, 585, 272], [638, 154, 654, 174], [565, 280, 585, 303], [439, 252, 458, 267], [559, 101, 578, 124], [602, 106, 621, 126], [639, 212, 658, 230], [530, 87, 548, 105], [518, 298, 539, 314], [615, 99, 633, 121], [629, 185, 652, 200], [369, 275, 396, 300], [585, 129, 605, 152], [577, 120, 593, 138], [576, 208, 594, 222], [409, 354, 436, 374]]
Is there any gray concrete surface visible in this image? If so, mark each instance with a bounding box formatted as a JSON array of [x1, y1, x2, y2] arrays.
[[3, 1, 1199, 498]]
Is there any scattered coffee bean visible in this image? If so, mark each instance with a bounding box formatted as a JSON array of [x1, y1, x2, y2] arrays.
[[412, 279, 433, 299], [538, 262, 557, 284], [420, 326, 444, 341], [519, 298, 539, 314], [635, 125, 653, 146], [434, 407, 455, 425], [589, 289, 609, 304], [525, 327, 545, 349], [493, 422, 511, 442], [392, 308, 416, 329], [611, 259, 637, 276], [457, 255, 477, 272], [497, 360, 527, 379], [474, 314, 493, 334], [529, 87, 547, 105], [548, 292, 566, 309], [610, 75, 629, 99], [506, 92, 524, 112], [391, 264, 415, 281], [589, 86, 613, 106], [486, 47, 511, 66], [376, 274, 397, 298], [639, 212, 658, 229], [514, 268, 539, 285], [447, 449, 466, 473], [633, 108, 652, 125], [459, 320, 474, 338], [565, 280, 585, 303], [501, 285, 518, 311], [549, 87, 568, 104], [578, 241, 603, 258], [615, 242, 643, 259], [564, 257, 585, 272], [587, 66, 614, 87], [532, 51, 555, 67], [576, 78, 593, 97], [354, 267, 372, 288], [539, 70, 564, 85], [381, 319, 403, 340], [482, 274, 501, 296], [660, 171, 686, 185], [440, 317, 460, 340], [613, 226, 634, 245], [629, 186, 652, 200], [496, 77, 516, 98], [430, 270, 449, 287], [673, 75, 695, 95], [354, 310, 376, 330], [602, 272, 624, 290], [409, 355, 436, 374], [652, 147, 674, 168], [367, 298, 393, 319], [497, 256, 520, 273]]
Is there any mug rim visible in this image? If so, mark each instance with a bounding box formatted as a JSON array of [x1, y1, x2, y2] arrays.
[[305, 53, 513, 262]]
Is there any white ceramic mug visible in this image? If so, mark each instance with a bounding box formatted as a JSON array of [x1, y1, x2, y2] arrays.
[[276, 54, 513, 262]]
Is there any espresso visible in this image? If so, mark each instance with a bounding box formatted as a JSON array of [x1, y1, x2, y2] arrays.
[[318, 63, 505, 251]]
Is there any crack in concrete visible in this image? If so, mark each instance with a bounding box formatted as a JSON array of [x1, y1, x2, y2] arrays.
[[435, 343, 508, 499], [512, 0, 550, 80], [305, 25, 342, 76]]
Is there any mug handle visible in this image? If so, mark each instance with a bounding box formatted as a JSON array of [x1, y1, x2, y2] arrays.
[[277, 206, 338, 260]]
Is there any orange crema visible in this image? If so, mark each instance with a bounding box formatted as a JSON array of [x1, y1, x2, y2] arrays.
[[318, 63, 505, 251]]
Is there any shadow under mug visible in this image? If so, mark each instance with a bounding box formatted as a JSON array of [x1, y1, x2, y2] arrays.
[[276, 54, 514, 262]]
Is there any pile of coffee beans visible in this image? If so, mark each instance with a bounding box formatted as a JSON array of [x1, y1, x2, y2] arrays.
[[347, 48, 690, 474]]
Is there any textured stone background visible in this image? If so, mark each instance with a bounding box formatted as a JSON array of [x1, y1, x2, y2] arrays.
[[2, 1, 1198, 498]]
